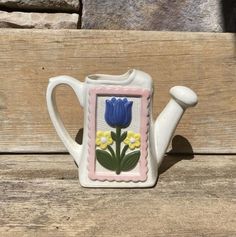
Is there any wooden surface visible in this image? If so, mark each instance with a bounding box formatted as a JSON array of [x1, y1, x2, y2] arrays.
[[0, 30, 236, 236], [0, 154, 235, 236], [0, 30, 236, 153]]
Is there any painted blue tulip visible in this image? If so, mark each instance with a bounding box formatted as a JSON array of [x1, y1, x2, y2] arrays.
[[105, 97, 133, 128]]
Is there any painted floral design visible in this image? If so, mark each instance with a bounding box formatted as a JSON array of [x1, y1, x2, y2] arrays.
[[124, 131, 141, 150], [96, 97, 141, 175], [96, 131, 113, 150], [105, 97, 133, 128]]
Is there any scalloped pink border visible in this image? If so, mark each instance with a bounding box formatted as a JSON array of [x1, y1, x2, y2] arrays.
[[88, 86, 150, 182]]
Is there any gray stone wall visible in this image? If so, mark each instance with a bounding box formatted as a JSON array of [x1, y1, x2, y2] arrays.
[[0, 0, 235, 31], [0, 0, 80, 12], [0, 0, 80, 29], [82, 0, 223, 32]]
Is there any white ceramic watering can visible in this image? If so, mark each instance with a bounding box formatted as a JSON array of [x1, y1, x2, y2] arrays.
[[46, 69, 197, 188]]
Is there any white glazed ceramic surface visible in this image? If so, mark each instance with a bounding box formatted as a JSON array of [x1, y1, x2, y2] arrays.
[[46, 69, 198, 188]]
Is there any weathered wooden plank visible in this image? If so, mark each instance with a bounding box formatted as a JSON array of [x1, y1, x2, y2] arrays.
[[0, 30, 235, 153], [0, 154, 235, 236], [0, 154, 77, 180]]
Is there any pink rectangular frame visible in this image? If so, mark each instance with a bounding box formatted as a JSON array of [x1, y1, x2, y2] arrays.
[[88, 86, 150, 182]]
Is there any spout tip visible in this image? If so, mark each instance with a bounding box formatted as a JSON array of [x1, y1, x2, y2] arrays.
[[170, 86, 198, 108]]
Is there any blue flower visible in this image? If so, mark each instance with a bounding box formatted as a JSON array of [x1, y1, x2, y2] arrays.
[[105, 97, 133, 128]]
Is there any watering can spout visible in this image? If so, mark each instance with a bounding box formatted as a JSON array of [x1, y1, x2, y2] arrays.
[[154, 86, 198, 166]]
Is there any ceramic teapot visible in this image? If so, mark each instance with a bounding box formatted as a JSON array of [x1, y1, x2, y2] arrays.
[[46, 69, 197, 188]]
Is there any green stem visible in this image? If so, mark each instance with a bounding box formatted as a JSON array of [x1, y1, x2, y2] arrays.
[[115, 126, 121, 174]]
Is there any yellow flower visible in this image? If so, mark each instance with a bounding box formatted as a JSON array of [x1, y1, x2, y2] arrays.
[[96, 131, 113, 150], [124, 131, 141, 150]]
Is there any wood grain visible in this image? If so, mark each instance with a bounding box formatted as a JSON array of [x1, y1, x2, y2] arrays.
[[0, 154, 235, 236], [0, 30, 235, 153], [0, 30, 235, 237]]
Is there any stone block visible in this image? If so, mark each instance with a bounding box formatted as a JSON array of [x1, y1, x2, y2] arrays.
[[82, 0, 223, 32], [0, 0, 80, 12], [0, 11, 79, 29]]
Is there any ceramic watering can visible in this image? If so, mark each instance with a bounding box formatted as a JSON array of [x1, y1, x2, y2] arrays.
[[46, 69, 197, 188]]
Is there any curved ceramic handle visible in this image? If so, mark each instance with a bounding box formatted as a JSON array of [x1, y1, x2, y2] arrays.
[[46, 75, 85, 166]]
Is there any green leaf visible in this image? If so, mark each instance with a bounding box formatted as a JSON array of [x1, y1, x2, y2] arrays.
[[120, 144, 129, 159], [121, 150, 141, 172], [120, 131, 127, 141], [96, 149, 117, 171], [111, 131, 116, 141], [107, 145, 116, 159]]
